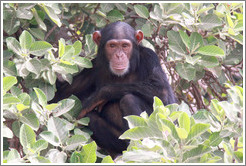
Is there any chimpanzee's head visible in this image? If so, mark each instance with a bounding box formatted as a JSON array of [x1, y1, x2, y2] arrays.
[[93, 22, 144, 76]]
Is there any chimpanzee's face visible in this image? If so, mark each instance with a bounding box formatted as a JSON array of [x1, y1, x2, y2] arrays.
[[105, 39, 133, 76], [92, 22, 144, 77]]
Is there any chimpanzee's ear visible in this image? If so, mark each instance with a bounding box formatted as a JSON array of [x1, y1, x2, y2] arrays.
[[93, 31, 101, 45], [135, 30, 144, 44]]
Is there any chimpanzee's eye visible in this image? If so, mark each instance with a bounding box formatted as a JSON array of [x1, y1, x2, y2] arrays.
[[110, 44, 115, 48], [122, 43, 129, 48]]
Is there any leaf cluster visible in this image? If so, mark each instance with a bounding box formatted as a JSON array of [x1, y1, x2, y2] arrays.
[[2, 2, 244, 164]]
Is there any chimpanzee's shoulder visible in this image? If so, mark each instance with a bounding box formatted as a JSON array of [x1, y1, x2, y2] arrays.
[[139, 45, 159, 63]]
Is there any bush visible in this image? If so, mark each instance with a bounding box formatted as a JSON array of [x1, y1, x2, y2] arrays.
[[2, 3, 243, 163]]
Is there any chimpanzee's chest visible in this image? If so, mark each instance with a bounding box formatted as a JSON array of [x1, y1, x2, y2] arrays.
[[95, 72, 139, 88]]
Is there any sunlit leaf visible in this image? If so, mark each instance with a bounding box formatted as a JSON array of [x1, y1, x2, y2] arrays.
[[80, 141, 97, 163], [107, 9, 124, 22], [186, 123, 210, 142], [197, 45, 225, 57], [30, 41, 53, 56], [3, 76, 17, 95], [40, 131, 60, 146], [20, 124, 36, 148], [34, 88, 47, 107], [20, 113, 39, 131], [176, 63, 196, 81], [134, 5, 149, 19]]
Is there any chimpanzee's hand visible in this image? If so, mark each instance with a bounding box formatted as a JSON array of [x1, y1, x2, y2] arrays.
[[78, 91, 107, 119]]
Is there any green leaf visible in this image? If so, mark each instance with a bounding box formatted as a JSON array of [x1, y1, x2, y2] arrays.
[[31, 140, 48, 153], [3, 60, 17, 76], [52, 99, 75, 117], [29, 28, 45, 40], [209, 132, 222, 147], [31, 8, 47, 31], [3, 94, 20, 104], [46, 70, 57, 85], [61, 45, 75, 60], [30, 41, 53, 56], [234, 151, 243, 163], [6, 37, 22, 56], [150, 4, 163, 21], [120, 126, 154, 140], [178, 112, 190, 133], [186, 123, 210, 142], [183, 145, 212, 162], [6, 149, 21, 162], [47, 117, 69, 144], [199, 56, 219, 68], [41, 4, 62, 27], [16, 104, 29, 112], [142, 24, 153, 37], [197, 45, 225, 57], [73, 57, 93, 68], [80, 141, 97, 163], [66, 95, 83, 117], [189, 32, 203, 52], [39, 83, 55, 102], [179, 30, 190, 50], [107, 9, 124, 22], [65, 135, 87, 151], [40, 131, 60, 146], [19, 30, 34, 51], [19, 124, 36, 148], [226, 13, 234, 28], [176, 63, 196, 81], [3, 17, 20, 35], [70, 151, 83, 163], [124, 115, 147, 129], [3, 76, 17, 95], [57, 63, 79, 74], [30, 41, 52, 56], [134, 5, 149, 19], [25, 58, 42, 75], [73, 41, 82, 56], [234, 20, 243, 32], [29, 156, 51, 163], [33, 88, 47, 107], [20, 113, 40, 131], [167, 31, 187, 56], [158, 117, 180, 140], [45, 103, 60, 111], [58, 39, 65, 57], [85, 34, 95, 53], [46, 149, 67, 163], [16, 7, 33, 20], [153, 97, 169, 116], [77, 117, 90, 126], [176, 127, 188, 139], [122, 150, 162, 163], [102, 156, 114, 163], [100, 3, 114, 13], [199, 14, 222, 30], [18, 92, 31, 106], [228, 34, 243, 45], [197, 4, 214, 15]]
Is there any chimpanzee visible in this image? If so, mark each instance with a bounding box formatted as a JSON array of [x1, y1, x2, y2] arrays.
[[52, 21, 176, 158]]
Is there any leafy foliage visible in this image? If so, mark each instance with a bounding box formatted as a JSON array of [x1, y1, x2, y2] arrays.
[[2, 2, 244, 163]]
